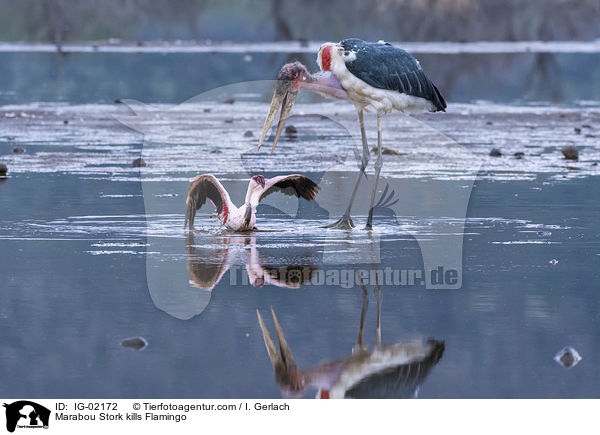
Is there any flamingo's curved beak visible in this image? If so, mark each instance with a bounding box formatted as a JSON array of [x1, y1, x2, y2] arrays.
[[258, 80, 298, 154]]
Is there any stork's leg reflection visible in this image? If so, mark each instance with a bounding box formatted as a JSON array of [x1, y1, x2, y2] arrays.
[[355, 270, 369, 352], [374, 271, 382, 348]]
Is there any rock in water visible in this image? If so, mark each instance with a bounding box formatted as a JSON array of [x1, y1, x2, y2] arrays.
[[121, 336, 148, 350], [562, 146, 578, 161], [12, 147, 25, 154], [489, 148, 502, 157], [0, 163, 7, 176], [514, 152, 525, 159], [371, 146, 406, 156], [554, 346, 582, 368], [132, 158, 146, 168], [244, 130, 254, 138], [285, 125, 297, 134]]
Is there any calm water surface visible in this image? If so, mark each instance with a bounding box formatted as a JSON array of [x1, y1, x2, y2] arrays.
[[1, 172, 599, 398]]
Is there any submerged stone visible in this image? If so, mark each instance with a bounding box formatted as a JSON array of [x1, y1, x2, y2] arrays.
[[554, 346, 582, 368], [244, 130, 254, 138], [121, 336, 148, 350]]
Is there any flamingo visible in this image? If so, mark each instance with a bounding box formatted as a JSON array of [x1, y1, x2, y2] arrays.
[[184, 174, 319, 231]]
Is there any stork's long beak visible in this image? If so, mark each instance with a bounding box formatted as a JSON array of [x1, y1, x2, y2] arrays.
[[256, 307, 295, 369], [258, 82, 298, 154]]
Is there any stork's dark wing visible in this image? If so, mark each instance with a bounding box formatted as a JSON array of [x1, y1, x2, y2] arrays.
[[185, 174, 231, 229], [259, 175, 320, 202], [340, 38, 446, 112]]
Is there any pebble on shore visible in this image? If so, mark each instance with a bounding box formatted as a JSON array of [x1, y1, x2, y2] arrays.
[[371, 146, 407, 156], [132, 158, 146, 168], [561, 145, 578, 161]]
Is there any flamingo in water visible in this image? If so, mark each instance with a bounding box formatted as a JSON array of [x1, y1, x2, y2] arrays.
[[184, 174, 319, 231], [258, 38, 446, 230]]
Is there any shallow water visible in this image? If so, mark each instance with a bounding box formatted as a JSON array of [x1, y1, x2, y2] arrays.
[[1, 171, 599, 398], [1, 47, 599, 398]]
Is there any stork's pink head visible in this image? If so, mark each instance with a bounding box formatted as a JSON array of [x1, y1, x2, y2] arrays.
[[257, 62, 309, 154], [277, 62, 309, 93]]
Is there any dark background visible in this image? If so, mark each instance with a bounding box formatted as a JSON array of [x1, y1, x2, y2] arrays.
[[0, 0, 599, 44]]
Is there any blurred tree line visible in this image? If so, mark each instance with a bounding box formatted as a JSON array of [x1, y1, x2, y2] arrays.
[[0, 0, 598, 43]]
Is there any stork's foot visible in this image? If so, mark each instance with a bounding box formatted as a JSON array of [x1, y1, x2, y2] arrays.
[[322, 214, 355, 230], [364, 212, 374, 230]]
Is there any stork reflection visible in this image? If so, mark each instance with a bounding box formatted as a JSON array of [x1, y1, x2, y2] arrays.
[[186, 233, 317, 290], [257, 271, 444, 399]]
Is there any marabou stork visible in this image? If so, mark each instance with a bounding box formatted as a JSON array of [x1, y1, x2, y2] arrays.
[[184, 174, 319, 231], [258, 38, 446, 229]]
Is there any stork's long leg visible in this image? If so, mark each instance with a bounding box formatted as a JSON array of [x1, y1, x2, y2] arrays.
[[365, 112, 383, 230], [324, 109, 369, 230]]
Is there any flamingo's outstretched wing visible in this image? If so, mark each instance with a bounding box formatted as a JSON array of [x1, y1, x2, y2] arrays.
[[185, 174, 231, 229], [259, 175, 320, 203]]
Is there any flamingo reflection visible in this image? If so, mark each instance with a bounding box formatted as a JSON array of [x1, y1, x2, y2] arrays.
[[186, 233, 317, 290]]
